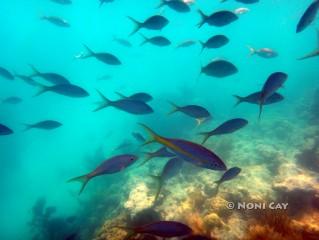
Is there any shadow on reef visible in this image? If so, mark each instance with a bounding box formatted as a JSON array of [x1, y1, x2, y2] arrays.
[[296, 136, 319, 172], [29, 197, 79, 240]]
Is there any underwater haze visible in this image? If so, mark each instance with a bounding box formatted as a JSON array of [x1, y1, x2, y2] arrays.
[[1, 0, 319, 240]]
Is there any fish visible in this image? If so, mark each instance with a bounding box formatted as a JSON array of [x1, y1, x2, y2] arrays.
[[128, 15, 169, 36], [132, 132, 146, 143], [248, 46, 278, 58], [15, 74, 39, 86], [1, 97, 22, 104], [0, 66, 14, 80], [51, 0, 72, 4], [234, 7, 250, 15], [116, 92, 153, 102], [113, 36, 132, 47], [298, 29, 319, 60], [140, 34, 171, 47], [100, 0, 114, 7], [198, 10, 238, 28], [199, 118, 248, 144], [176, 40, 197, 48], [158, 0, 191, 13], [94, 90, 154, 114], [214, 167, 241, 195], [296, 0, 319, 33], [29, 65, 70, 85], [233, 92, 284, 106], [139, 123, 227, 171], [168, 101, 211, 126], [116, 221, 192, 238], [140, 147, 175, 166], [68, 154, 138, 194], [259, 72, 288, 118], [76, 45, 121, 65], [24, 120, 62, 131], [151, 157, 183, 202], [0, 123, 14, 135], [41, 16, 70, 27], [201, 59, 238, 78], [200, 35, 229, 53], [35, 83, 89, 98]]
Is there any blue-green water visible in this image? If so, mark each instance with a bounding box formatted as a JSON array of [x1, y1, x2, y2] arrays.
[[0, 0, 319, 240]]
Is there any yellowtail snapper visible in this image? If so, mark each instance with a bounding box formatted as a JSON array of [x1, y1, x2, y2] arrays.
[[233, 92, 284, 107], [214, 167, 241, 196], [140, 34, 171, 47], [199, 118, 248, 144], [128, 15, 169, 36], [259, 72, 288, 119], [139, 123, 227, 171], [35, 83, 89, 98], [200, 34, 229, 53], [41, 16, 70, 28], [68, 154, 138, 194], [151, 157, 183, 202], [76, 45, 121, 66], [140, 146, 175, 166], [24, 120, 62, 131], [198, 10, 238, 28], [29, 65, 70, 85], [94, 90, 154, 114], [168, 101, 211, 126]]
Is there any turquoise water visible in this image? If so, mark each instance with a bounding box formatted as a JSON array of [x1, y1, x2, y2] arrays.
[[0, 0, 319, 240]]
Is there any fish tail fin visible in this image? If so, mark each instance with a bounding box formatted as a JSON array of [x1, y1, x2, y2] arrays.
[[233, 95, 243, 107], [199, 41, 205, 54], [150, 175, 163, 203], [195, 118, 206, 127], [138, 153, 153, 167], [28, 64, 40, 77], [199, 131, 211, 145], [258, 103, 263, 120], [139, 33, 148, 46], [93, 89, 112, 112], [197, 10, 207, 28], [127, 17, 141, 36], [34, 83, 50, 97], [247, 45, 255, 56], [138, 123, 159, 146], [67, 174, 91, 195], [115, 92, 126, 99], [167, 101, 179, 115], [83, 45, 95, 57]]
